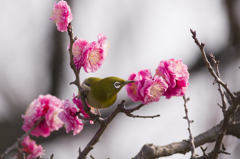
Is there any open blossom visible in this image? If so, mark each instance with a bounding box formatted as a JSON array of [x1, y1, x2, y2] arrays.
[[155, 58, 189, 99], [72, 33, 109, 72], [126, 69, 168, 105], [50, 0, 73, 32], [72, 39, 89, 69], [22, 94, 63, 137], [125, 69, 152, 102], [15, 136, 44, 159], [140, 76, 168, 104], [58, 100, 83, 135]]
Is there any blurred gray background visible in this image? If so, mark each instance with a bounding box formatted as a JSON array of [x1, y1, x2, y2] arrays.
[[0, 0, 240, 159]]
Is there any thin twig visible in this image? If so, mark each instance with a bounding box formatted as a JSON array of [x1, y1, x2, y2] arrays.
[[121, 103, 160, 119], [0, 116, 45, 158], [190, 29, 236, 100], [209, 53, 227, 113], [67, 23, 80, 91], [183, 95, 196, 159], [125, 103, 145, 113], [125, 113, 160, 119]]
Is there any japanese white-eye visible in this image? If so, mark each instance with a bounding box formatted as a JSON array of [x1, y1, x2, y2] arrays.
[[81, 76, 135, 109]]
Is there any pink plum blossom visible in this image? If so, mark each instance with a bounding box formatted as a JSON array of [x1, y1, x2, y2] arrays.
[[71, 33, 109, 72], [125, 72, 141, 102], [72, 39, 89, 69], [15, 136, 44, 159], [126, 59, 189, 103], [50, 0, 73, 32], [83, 33, 109, 73], [22, 94, 63, 137], [155, 58, 189, 99], [58, 100, 83, 135], [125, 69, 152, 102], [140, 76, 168, 105], [126, 69, 168, 104]]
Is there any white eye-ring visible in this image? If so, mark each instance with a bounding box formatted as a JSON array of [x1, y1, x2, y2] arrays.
[[114, 81, 121, 89]]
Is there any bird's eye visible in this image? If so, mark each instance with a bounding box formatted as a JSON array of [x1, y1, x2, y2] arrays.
[[85, 83, 91, 87], [114, 81, 121, 89]]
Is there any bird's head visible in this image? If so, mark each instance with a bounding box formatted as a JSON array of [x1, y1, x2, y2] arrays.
[[82, 76, 135, 94], [102, 76, 135, 92]]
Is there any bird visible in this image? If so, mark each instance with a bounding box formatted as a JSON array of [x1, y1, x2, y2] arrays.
[[81, 76, 135, 109]]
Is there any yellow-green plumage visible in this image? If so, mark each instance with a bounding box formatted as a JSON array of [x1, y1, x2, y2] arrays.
[[81, 76, 134, 109]]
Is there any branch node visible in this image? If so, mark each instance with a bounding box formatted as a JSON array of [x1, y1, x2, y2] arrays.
[[219, 150, 231, 155], [200, 146, 208, 156], [213, 80, 217, 85], [74, 36, 78, 41], [217, 103, 223, 109], [70, 80, 77, 85]]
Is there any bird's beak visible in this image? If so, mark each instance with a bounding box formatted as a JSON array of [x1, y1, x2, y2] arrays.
[[123, 80, 135, 85]]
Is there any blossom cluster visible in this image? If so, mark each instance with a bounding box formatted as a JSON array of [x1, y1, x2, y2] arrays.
[[126, 59, 189, 104], [22, 94, 87, 137], [20, 94, 89, 157], [72, 33, 109, 72]]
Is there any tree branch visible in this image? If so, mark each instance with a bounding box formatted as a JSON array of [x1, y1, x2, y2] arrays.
[[209, 54, 227, 113], [120, 103, 160, 119], [183, 95, 196, 159], [78, 101, 160, 159], [133, 120, 222, 159], [190, 29, 236, 100], [190, 29, 240, 159]]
